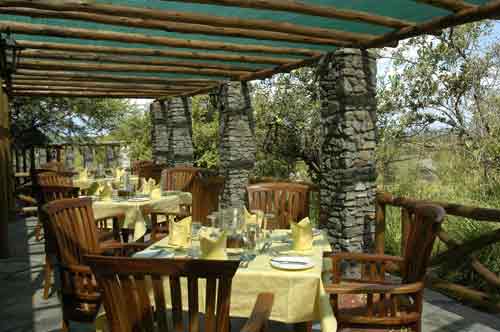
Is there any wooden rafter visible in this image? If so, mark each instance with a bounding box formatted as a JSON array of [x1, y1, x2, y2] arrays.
[[16, 41, 295, 65], [14, 69, 220, 85], [0, 0, 379, 42], [11, 79, 199, 90], [16, 59, 252, 78], [19, 49, 261, 72], [415, 0, 477, 12], [161, 0, 413, 28], [12, 90, 167, 98], [0, 21, 320, 57], [12, 85, 180, 93], [0, 7, 358, 47], [239, 55, 321, 81]]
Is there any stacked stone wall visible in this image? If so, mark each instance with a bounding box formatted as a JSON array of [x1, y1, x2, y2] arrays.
[[150, 100, 169, 164], [319, 48, 377, 252]]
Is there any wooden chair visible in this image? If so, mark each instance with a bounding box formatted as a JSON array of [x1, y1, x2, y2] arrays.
[[246, 182, 312, 229], [323, 204, 446, 332], [44, 197, 148, 331], [86, 255, 274, 332], [134, 160, 167, 183], [162, 166, 201, 191], [187, 175, 225, 225]]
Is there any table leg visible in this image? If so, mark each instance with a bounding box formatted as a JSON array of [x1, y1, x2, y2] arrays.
[[293, 321, 312, 332]]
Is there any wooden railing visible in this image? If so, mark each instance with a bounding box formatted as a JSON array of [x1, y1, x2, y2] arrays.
[[376, 191, 500, 312]]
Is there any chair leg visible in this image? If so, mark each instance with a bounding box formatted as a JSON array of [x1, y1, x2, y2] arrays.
[[62, 319, 69, 332], [412, 320, 422, 332], [43, 255, 52, 300]]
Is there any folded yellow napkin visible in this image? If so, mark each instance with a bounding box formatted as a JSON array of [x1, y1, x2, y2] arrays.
[[114, 168, 124, 182], [139, 178, 157, 195], [168, 216, 191, 248], [99, 182, 113, 202], [78, 168, 88, 182], [291, 217, 313, 251], [199, 227, 227, 260], [150, 187, 162, 200]]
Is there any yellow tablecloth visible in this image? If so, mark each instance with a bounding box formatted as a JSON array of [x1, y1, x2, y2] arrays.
[[92, 192, 192, 240], [74, 175, 139, 190]]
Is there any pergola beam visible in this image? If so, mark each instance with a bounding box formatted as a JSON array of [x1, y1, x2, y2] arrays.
[[14, 69, 219, 85], [0, 20, 320, 57], [19, 49, 261, 72], [12, 90, 170, 98], [415, 0, 477, 12], [161, 0, 413, 29], [0, 0, 378, 43], [12, 85, 186, 93], [16, 41, 295, 65], [16, 58, 251, 78], [11, 79, 200, 90], [0, 6, 359, 47]]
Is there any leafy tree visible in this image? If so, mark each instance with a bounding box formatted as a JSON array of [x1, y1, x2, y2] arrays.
[[191, 95, 219, 168], [10, 97, 134, 148]]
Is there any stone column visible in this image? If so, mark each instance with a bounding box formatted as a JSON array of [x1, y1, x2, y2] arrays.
[[105, 145, 114, 168], [65, 146, 74, 170], [150, 100, 170, 164], [218, 81, 256, 208], [82, 146, 94, 169], [165, 97, 194, 166], [319, 49, 377, 253]]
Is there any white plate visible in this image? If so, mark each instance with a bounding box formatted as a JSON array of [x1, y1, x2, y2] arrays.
[[128, 197, 150, 202], [270, 256, 314, 270], [133, 249, 174, 259]]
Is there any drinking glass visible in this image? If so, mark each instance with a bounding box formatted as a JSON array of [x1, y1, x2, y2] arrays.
[[244, 223, 259, 256]]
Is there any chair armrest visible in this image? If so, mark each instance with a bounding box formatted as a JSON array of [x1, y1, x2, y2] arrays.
[[240, 293, 274, 332], [324, 252, 404, 263], [99, 242, 152, 256], [324, 281, 424, 295]]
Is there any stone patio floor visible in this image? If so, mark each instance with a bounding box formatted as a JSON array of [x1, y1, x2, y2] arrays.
[[1, 216, 500, 332]]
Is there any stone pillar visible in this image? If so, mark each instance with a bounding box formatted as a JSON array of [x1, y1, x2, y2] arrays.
[[150, 100, 170, 164], [105, 145, 114, 168], [82, 146, 94, 169], [65, 146, 74, 170], [165, 97, 194, 166], [218, 82, 256, 208], [319, 49, 377, 253]]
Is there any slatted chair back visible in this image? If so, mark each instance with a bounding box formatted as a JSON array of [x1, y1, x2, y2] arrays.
[[138, 162, 168, 184], [187, 175, 225, 225], [44, 197, 103, 326], [247, 182, 311, 229], [402, 204, 446, 284], [86, 255, 239, 332], [162, 166, 200, 191]]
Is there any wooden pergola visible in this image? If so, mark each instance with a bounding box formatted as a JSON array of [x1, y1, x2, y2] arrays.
[[0, 0, 498, 97], [0, 0, 499, 257]]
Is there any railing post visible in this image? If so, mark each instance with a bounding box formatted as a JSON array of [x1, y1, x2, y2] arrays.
[[401, 207, 411, 257], [375, 200, 386, 254]]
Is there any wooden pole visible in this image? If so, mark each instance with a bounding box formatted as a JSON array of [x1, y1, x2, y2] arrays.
[[415, 0, 476, 12], [16, 58, 252, 78], [16, 40, 294, 65], [19, 49, 261, 72], [375, 200, 386, 255], [0, 0, 376, 42], [239, 55, 321, 81], [0, 20, 320, 57], [0, 7, 357, 47], [12, 79, 198, 91], [14, 69, 218, 84], [12, 85, 186, 94], [0, 82, 13, 258], [13, 91, 174, 98]]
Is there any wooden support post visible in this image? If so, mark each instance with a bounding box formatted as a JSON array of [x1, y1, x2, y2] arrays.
[[45, 147, 51, 162], [22, 148, 28, 172], [29, 146, 36, 171], [401, 207, 411, 257], [0, 81, 13, 258], [375, 200, 386, 255]]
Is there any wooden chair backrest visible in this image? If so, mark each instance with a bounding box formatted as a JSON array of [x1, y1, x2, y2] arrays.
[[162, 166, 200, 191], [402, 204, 445, 284], [45, 197, 101, 265], [187, 175, 225, 224], [139, 163, 167, 184], [86, 255, 239, 332], [247, 182, 311, 229], [132, 160, 153, 175]]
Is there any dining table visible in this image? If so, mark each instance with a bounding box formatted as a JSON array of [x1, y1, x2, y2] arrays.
[[91, 192, 192, 240], [94, 228, 338, 332]]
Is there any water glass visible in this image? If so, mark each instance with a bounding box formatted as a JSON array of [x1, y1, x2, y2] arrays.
[[244, 223, 259, 255]]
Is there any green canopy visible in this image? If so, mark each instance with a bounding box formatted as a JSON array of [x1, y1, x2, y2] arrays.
[[0, 0, 497, 98]]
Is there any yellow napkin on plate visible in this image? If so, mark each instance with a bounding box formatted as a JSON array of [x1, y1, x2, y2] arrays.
[[150, 187, 162, 200], [199, 227, 227, 260], [78, 168, 88, 181], [291, 217, 313, 251], [99, 182, 113, 202], [168, 216, 191, 248], [139, 178, 157, 195]]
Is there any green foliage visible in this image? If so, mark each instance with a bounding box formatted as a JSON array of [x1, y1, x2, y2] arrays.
[[191, 95, 219, 169], [10, 97, 134, 147]]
